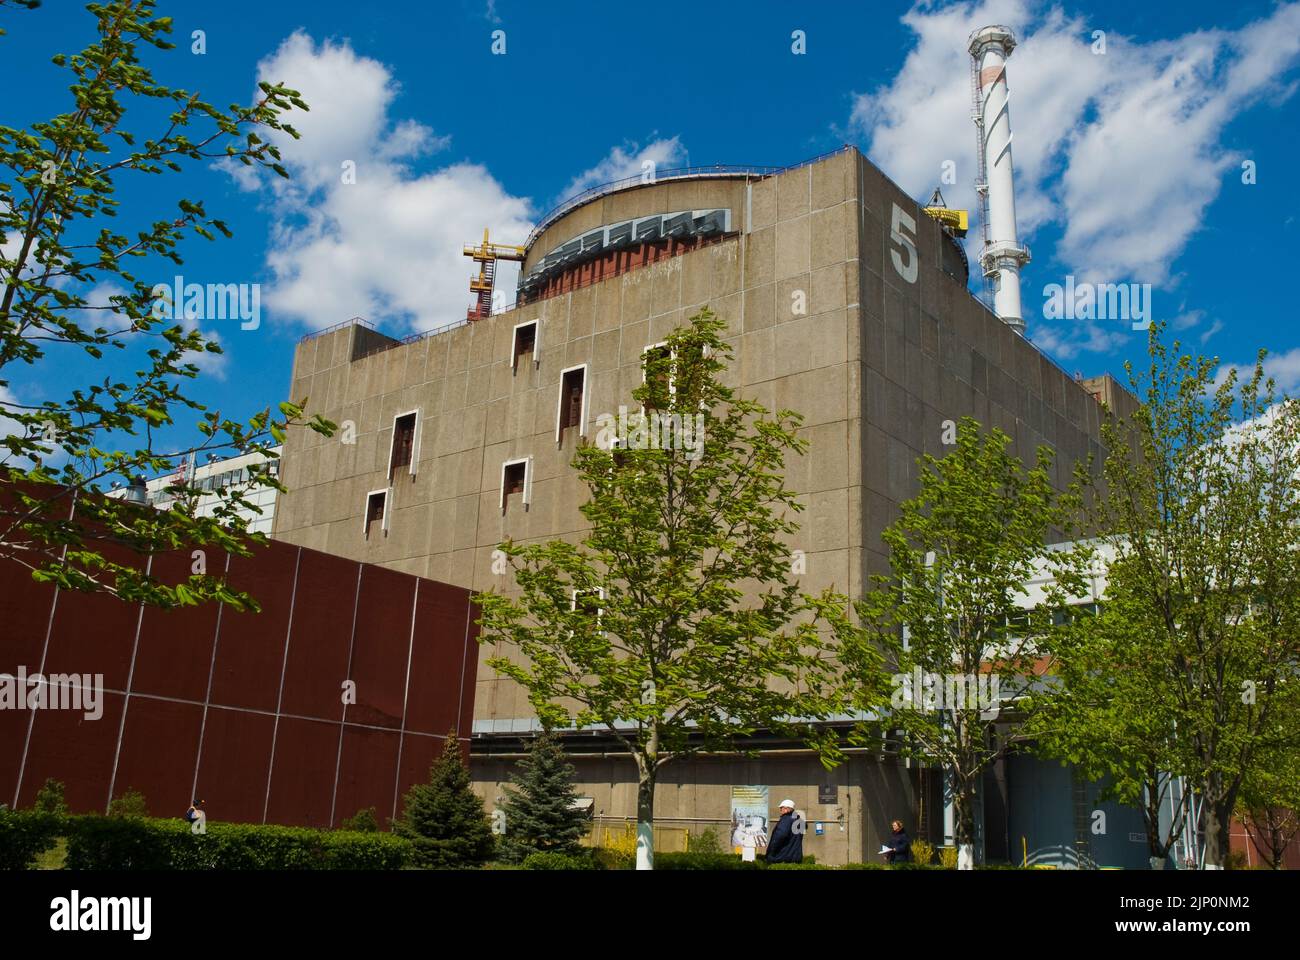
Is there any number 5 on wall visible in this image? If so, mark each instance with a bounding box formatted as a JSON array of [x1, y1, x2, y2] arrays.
[[889, 203, 918, 284]]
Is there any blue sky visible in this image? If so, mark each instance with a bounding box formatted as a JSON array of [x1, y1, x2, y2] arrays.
[[4, 0, 1299, 455]]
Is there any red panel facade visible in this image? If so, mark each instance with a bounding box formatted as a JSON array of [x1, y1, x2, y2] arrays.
[[347, 565, 415, 730], [41, 542, 144, 692], [132, 550, 224, 702], [334, 725, 401, 827], [2, 512, 476, 827], [18, 693, 125, 811], [0, 547, 56, 677], [279, 548, 358, 723], [209, 543, 297, 712], [192, 707, 276, 824], [264, 716, 339, 828], [407, 580, 477, 736], [113, 696, 204, 816]]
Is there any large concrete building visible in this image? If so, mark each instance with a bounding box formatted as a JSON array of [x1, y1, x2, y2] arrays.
[[271, 145, 1138, 863]]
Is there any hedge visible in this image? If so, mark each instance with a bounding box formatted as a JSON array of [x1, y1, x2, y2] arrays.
[[43, 815, 410, 870], [521, 851, 592, 870], [652, 852, 764, 870], [0, 810, 63, 869]]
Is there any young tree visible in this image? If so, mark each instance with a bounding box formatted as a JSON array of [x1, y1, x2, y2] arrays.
[[1239, 729, 1300, 870], [340, 807, 380, 833], [496, 730, 588, 862], [1026, 580, 1193, 868], [107, 788, 149, 818], [31, 777, 68, 814], [1, 0, 331, 610], [846, 417, 1092, 869], [1088, 326, 1300, 868], [394, 734, 495, 869], [476, 309, 854, 870]]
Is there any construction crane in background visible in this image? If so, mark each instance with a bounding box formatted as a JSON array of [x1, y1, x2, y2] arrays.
[[464, 228, 526, 321], [923, 187, 969, 238]]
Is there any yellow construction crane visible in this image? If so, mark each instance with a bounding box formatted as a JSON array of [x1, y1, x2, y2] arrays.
[[464, 228, 526, 320], [922, 187, 969, 238]]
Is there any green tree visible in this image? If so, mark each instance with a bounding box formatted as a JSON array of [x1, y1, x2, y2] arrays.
[[394, 734, 495, 869], [32, 777, 68, 814], [1026, 584, 1192, 867], [1083, 326, 1300, 868], [846, 417, 1092, 869], [497, 731, 588, 862], [0, 0, 331, 610], [476, 309, 854, 870]]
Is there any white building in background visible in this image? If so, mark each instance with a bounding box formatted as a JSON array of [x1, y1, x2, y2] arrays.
[[114, 447, 281, 535]]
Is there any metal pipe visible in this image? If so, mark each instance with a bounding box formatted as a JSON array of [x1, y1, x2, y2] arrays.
[[969, 25, 1031, 334]]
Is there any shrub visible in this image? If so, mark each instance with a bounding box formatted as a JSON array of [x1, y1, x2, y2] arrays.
[[32, 779, 68, 815], [340, 807, 380, 833], [687, 827, 723, 854], [589, 846, 634, 870], [938, 846, 959, 869], [107, 789, 149, 818], [0, 810, 63, 869], [603, 822, 638, 860], [911, 838, 935, 866], [522, 850, 591, 870]]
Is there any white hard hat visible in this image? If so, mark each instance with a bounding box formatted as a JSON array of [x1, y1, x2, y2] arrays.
[[779, 798, 796, 809]]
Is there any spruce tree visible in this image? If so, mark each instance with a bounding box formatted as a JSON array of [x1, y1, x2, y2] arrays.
[[394, 734, 495, 869], [498, 731, 588, 862]]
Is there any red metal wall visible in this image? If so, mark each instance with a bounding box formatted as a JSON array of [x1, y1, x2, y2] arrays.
[[0, 537, 477, 829]]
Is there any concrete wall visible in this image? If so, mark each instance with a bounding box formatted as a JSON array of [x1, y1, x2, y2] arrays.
[[275, 148, 869, 729], [271, 146, 1131, 836], [472, 749, 915, 866]]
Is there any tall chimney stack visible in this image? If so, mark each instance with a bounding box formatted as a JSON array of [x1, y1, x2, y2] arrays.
[[969, 25, 1031, 334]]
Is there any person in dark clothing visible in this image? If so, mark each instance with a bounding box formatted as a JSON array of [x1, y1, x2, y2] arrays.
[[885, 820, 912, 864], [766, 799, 804, 864]]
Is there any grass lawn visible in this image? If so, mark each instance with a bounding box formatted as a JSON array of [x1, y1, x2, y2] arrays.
[[33, 837, 67, 870]]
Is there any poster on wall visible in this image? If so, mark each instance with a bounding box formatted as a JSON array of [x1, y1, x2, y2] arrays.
[[730, 785, 770, 853]]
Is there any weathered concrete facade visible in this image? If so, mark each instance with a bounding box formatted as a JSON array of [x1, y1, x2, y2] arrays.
[[272, 146, 1132, 863]]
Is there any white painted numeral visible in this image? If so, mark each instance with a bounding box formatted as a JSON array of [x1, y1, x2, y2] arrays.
[[889, 203, 918, 284]]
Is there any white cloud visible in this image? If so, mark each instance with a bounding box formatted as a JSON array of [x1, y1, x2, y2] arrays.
[[234, 32, 534, 333], [83, 281, 229, 380], [851, 0, 1300, 353], [1215, 347, 1300, 395], [559, 137, 687, 202], [0, 383, 24, 442]]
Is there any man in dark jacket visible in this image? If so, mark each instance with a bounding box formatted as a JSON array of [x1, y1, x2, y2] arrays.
[[766, 799, 804, 863], [885, 820, 912, 864]]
